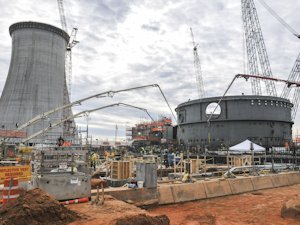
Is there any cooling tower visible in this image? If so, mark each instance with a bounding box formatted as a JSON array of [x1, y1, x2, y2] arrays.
[[0, 21, 74, 143]]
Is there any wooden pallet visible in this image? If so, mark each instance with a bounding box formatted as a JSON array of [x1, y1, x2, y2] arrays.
[[111, 161, 132, 179]]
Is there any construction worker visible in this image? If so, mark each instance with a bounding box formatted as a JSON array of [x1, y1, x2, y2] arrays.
[[91, 152, 99, 171], [182, 171, 191, 183]]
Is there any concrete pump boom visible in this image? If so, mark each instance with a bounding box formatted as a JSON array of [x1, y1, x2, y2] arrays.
[[21, 103, 154, 143], [0, 84, 175, 144], [16, 83, 176, 132], [207, 73, 300, 124]]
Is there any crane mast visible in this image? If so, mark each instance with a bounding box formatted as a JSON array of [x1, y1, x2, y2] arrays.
[[57, 0, 78, 101], [281, 53, 300, 120], [57, 0, 78, 138], [241, 0, 277, 96], [57, 0, 68, 33], [190, 27, 205, 98]]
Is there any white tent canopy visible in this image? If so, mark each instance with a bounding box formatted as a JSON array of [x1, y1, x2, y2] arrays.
[[229, 139, 265, 153]]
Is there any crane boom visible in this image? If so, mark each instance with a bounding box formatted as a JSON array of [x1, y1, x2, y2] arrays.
[[241, 0, 277, 96], [57, 0, 68, 33], [190, 27, 205, 98]]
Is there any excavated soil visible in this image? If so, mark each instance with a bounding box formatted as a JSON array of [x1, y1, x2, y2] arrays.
[[0, 188, 80, 225], [68, 195, 169, 225], [4, 180, 300, 224]]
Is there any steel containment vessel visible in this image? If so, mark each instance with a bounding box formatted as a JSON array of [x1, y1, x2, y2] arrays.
[[176, 95, 293, 149], [0, 21, 72, 142]]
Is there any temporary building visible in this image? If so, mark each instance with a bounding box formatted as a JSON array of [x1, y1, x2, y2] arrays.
[[229, 139, 265, 153]]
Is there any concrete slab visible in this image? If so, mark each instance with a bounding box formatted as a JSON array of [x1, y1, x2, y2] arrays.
[[204, 179, 232, 198], [251, 176, 274, 190], [228, 177, 254, 194]]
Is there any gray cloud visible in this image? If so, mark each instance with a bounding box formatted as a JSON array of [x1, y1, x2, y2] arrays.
[[141, 22, 160, 32]]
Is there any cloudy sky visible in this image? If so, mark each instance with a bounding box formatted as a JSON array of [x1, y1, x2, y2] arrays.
[[0, 0, 299, 142]]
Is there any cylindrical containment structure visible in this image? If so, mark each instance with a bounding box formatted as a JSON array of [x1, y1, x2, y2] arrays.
[[176, 95, 293, 150], [0, 21, 72, 142]]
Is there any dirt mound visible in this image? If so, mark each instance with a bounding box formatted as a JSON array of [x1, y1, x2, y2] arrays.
[[115, 214, 170, 225], [281, 196, 300, 219], [0, 188, 80, 225]]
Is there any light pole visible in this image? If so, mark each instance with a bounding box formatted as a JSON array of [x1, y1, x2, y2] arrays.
[[251, 142, 256, 175], [85, 115, 91, 146], [41, 116, 49, 150]]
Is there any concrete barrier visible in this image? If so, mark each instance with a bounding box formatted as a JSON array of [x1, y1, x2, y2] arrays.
[[171, 182, 207, 203], [204, 179, 232, 198], [251, 176, 274, 190], [270, 174, 291, 188], [105, 187, 158, 205], [109, 172, 300, 206], [158, 185, 175, 205], [285, 172, 300, 185], [228, 177, 254, 194]]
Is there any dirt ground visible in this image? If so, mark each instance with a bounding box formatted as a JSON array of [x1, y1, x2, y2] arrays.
[[2, 184, 300, 224], [148, 183, 300, 225], [68, 195, 161, 225]]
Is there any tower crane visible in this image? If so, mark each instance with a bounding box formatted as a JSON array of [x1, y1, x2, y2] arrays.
[[57, 0, 79, 101], [190, 27, 205, 99], [57, 0, 79, 137], [241, 0, 277, 96]]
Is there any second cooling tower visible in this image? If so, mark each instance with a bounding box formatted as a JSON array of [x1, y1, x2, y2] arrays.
[[0, 21, 71, 142]]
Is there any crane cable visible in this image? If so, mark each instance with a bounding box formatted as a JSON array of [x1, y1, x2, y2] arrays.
[[257, 0, 300, 39]]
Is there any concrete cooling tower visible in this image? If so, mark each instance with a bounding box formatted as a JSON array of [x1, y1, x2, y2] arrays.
[[0, 21, 74, 143]]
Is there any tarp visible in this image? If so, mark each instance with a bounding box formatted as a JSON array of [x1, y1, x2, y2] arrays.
[[229, 139, 265, 153]]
